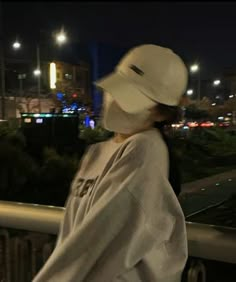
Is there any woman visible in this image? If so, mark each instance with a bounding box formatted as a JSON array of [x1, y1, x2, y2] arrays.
[[33, 44, 188, 282]]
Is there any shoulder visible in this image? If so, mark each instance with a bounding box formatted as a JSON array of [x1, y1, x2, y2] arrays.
[[86, 139, 112, 154], [125, 128, 166, 152], [119, 129, 168, 160]]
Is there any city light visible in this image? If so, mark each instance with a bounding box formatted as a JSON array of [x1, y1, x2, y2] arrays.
[[213, 80, 221, 86], [33, 69, 41, 76], [212, 103, 216, 106], [13, 41, 21, 49], [36, 118, 43, 124], [56, 30, 67, 45], [24, 118, 31, 123], [90, 119, 95, 129], [200, 121, 214, 127], [187, 122, 199, 128], [229, 95, 234, 98], [50, 62, 57, 89], [187, 89, 193, 95], [171, 123, 184, 128], [21, 113, 77, 118], [190, 64, 199, 73]]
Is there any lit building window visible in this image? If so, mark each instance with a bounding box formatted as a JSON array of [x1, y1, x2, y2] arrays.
[[65, 73, 72, 80], [50, 62, 57, 89], [24, 118, 31, 123]]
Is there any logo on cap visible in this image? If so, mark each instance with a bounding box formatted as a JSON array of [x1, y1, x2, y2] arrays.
[[129, 64, 144, 76]]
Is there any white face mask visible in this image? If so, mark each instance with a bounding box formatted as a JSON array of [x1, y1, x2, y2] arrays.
[[101, 93, 151, 134]]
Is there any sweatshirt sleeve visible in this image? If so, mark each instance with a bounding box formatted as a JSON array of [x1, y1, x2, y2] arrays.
[[33, 138, 181, 282]]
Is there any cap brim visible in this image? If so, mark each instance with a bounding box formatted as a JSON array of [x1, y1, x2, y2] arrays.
[[95, 72, 156, 114]]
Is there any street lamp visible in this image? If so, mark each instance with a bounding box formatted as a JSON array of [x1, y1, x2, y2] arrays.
[[13, 40, 42, 111], [33, 69, 41, 76], [12, 29, 68, 112], [56, 30, 67, 45], [190, 63, 201, 104], [12, 41, 21, 50], [187, 89, 194, 96], [18, 73, 26, 97], [190, 64, 199, 73], [213, 79, 221, 86]]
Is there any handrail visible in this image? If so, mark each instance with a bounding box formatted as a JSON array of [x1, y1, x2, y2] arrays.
[[0, 201, 64, 234], [0, 201, 236, 264]]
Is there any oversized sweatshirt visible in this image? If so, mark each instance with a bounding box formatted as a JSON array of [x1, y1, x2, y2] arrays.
[[33, 128, 187, 282]]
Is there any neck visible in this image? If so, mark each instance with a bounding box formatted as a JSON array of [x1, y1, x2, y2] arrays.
[[113, 126, 154, 143], [113, 133, 132, 143]]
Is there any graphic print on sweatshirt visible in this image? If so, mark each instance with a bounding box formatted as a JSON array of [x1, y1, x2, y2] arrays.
[[72, 176, 99, 198]]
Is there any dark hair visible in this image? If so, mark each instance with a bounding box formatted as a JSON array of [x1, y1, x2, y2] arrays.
[[154, 104, 182, 197]]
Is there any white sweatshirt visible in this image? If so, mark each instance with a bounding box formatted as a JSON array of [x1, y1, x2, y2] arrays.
[[33, 128, 187, 282]]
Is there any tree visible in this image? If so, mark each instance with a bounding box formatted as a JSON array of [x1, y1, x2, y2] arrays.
[[184, 104, 210, 121], [224, 96, 236, 113], [199, 96, 212, 110]]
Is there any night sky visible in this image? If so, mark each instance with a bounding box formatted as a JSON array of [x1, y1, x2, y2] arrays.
[[3, 2, 236, 79]]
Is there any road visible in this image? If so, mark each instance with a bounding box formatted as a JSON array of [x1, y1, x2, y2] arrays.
[[179, 171, 236, 217]]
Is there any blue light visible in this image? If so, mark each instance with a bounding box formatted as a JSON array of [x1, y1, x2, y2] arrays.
[[36, 118, 43, 124], [71, 102, 78, 111], [85, 115, 90, 127], [56, 92, 64, 101]]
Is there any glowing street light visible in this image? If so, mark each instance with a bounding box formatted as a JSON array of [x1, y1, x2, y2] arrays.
[[33, 69, 41, 76], [190, 64, 199, 73], [12, 41, 21, 50], [213, 79, 221, 86], [56, 30, 67, 45], [190, 63, 201, 104], [187, 89, 194, 96], [212, 103, 216, 106], [229, 95, 234, 98]]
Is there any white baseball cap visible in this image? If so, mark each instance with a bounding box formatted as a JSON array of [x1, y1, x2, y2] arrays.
[[95, 44, 188, 114]]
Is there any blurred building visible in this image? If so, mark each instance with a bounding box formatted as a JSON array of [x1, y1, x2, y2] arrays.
[[3, 41, 134, 118], [1, 58, 91, 118], [51, 60, 91, 105], [4, 58, 90, 100]]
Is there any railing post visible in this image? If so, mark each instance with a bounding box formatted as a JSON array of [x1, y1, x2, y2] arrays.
[[42, 241, 55, 263], [187, 259, 206, 282], [10, 237, 25, 282], [0, 230, 11, 282]]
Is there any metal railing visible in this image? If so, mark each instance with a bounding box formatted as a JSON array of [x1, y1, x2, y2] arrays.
[[0, 200, 236, 282]]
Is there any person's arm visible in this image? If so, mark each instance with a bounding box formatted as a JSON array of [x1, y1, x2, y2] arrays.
[[33, 140, 179, 282]]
